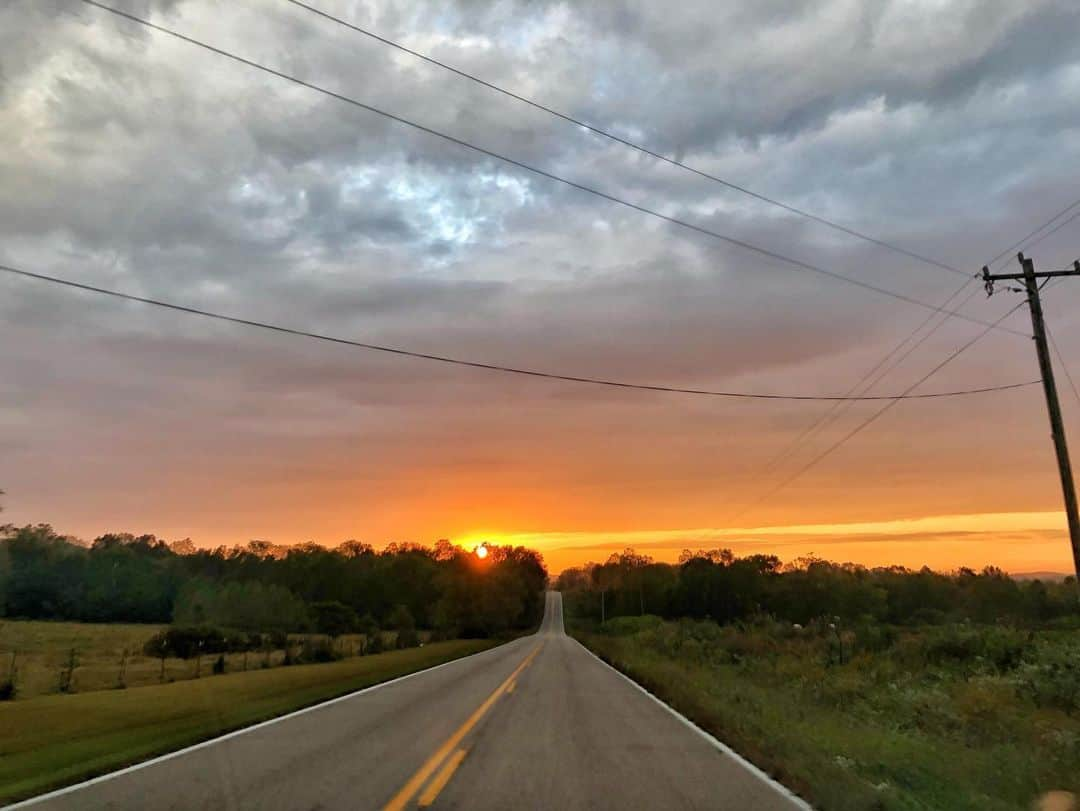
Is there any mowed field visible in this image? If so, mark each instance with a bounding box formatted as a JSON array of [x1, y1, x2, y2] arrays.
[[0, 636, 496, 803], [0, 620, 397, 698]]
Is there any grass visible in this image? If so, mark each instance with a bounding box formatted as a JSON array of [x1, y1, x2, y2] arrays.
[[569, 615, 1080, 811], [0, 638, 496, 803], [1, 620, 168, 697], [0, 620, 405, 698]]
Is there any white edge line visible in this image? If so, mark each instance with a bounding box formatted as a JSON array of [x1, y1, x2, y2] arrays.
[[3, 638, 521, 810], [571, 637, 815, 811]]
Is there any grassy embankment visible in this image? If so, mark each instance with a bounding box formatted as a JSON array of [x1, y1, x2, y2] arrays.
[[0, 636, 495, 803], [570, 614, 1080, 811]]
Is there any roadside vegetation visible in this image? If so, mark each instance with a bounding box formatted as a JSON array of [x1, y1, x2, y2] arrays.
[[0, 523, 545, 800], [0, 619, 423, 699], [0, 523, 547, 700], [560, 550, 1080, 811], [0, 639, 494, 803]]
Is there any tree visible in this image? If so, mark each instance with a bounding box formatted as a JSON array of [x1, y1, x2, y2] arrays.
[[173, 580, 309, 633], [311, 601, 358, 638], [390, 604, 419, 648], [1, 527, 550, 639]]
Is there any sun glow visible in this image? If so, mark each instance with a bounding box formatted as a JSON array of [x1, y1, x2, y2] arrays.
[[475, 543, 489, 559]]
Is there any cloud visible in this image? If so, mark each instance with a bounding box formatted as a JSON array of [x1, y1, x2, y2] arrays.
[[2, 0, 1079, 565]]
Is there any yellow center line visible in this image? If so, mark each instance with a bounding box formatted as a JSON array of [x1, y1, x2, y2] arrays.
[[506, 678, 517, 694], [417, 748, 468, 808], [382, 642, 543, 811]]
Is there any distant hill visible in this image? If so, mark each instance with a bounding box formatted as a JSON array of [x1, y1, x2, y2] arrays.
[[1011, 571, 1071, 582]]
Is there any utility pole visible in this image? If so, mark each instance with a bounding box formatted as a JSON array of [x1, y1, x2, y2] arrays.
[[983, 254, 1080, 581]]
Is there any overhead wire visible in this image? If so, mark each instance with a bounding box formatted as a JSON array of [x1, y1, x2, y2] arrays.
[[78, 0, 1026, 337], [0, 263, 1039, 402], [755, 278, 980, 477], [727, 296, 1032, 525], [28, 2, 1074, 501], [983, 197, 1080, 269], [728, 205, 1080, 522], [1047, 322, 1080, 408], [1041, 271, 1080, 411], [283, 0, 968, 278], [738, 190, 1080, 483], [1017, 209, 1080, 260]]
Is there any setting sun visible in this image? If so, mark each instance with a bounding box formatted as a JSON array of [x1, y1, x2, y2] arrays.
[[475, 543, 489, 560]]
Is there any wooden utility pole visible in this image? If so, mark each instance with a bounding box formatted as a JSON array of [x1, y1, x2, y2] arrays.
[[983, 254, 1080, 581]]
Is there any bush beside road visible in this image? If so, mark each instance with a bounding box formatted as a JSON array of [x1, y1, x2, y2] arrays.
[[570, 615, 1080, 811]]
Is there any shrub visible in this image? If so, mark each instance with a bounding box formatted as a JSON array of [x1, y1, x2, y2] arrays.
[[952, 677, 1016, 739], [854, 623, 898, 655], [300, 638, 338, 663], [920, 628, 979, 665], [144, 627, 228, 660], [1017, 646, 1080, 715], [397, 627, 420, 649], [57, 648, 78, 693], [981, 629, 1032, 673], [172, 580, 310, 634], [310, 601, 358, 638], [212, 654, 226, 675], [390, 605, 419, 649], [597, 615, 665, 636], [918, 626, 1031, 673], [714, 624, 779, 664], [0, 678, 15, 701], [909, 607, 948, 626], [267, 630, 289, 649], [366, 631, 385, 655], [224, 632, 261, 652]]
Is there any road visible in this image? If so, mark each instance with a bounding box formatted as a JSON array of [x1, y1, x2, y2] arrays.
[[14, 593, 807, 810]]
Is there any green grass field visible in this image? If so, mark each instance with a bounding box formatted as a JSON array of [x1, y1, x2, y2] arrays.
[[0, 620, 405, 699], [0, 638, 495, 803], [570, 615, 1080, 811]]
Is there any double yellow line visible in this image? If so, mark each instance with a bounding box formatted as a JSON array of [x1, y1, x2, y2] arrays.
[[382, 642, 544, 810]]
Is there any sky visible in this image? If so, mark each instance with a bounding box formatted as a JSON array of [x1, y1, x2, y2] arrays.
[[3, 0, 1080, 574]]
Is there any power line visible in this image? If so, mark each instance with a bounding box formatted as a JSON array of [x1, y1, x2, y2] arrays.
[[728, 296, 1032, 524], [288, 0, 1080, 506], [267, 4, 1079, 525], [729, 207, 1080, 517], [1047, 318, 1080, 408], [758, 278, 980, 476], [753, 200, 1080, 477], [798, 202, 1080, 440], [725, 279, 981, 525], [984, 196, 1080, 269], [1018, 207, 1080, 258], [283, 0, 968, 278], [80, 0, 1027, 338], [771, 256, 1077, 476], [0, 263, 1039, 402]]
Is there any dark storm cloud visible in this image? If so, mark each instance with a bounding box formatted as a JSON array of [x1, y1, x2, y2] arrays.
[[2, 0, 1079, 549]]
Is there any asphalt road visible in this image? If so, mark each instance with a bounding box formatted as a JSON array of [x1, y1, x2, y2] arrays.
[[15, 593, 807, 810]]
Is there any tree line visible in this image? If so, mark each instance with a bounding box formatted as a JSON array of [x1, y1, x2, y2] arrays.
[[557, 548, 1079, 627], [0, 524, 547, 639]]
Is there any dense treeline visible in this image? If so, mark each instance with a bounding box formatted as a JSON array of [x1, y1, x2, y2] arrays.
[[0, 524, 547, 638], [557, 548, 1079, 627]]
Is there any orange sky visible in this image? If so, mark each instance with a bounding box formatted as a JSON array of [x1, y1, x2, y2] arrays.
[[458, 511, 1075, 574], [4, 358, 1078, 576], [5, 0, 1080, 582]]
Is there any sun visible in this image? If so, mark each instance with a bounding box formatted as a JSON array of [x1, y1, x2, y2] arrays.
[[475, 543, 489, 560]]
